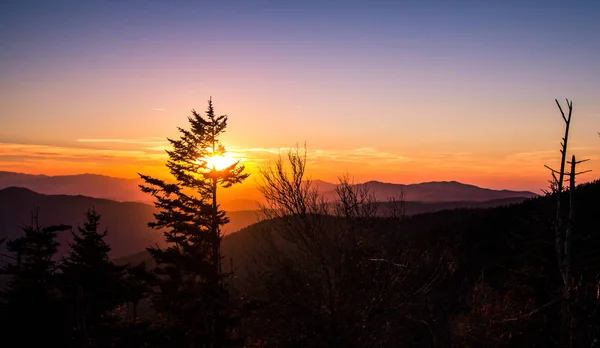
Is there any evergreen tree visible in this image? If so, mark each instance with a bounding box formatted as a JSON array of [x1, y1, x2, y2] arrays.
[[0, 237, 6, 270], [139, 98, 249, 347], [122, 260, 153, 325], [112, 261, 156, 347], [0, 215, 71, 345], [59, 209, 127, 346]]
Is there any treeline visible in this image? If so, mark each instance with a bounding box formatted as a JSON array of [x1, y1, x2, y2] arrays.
[[1, 99, 599, 347], [0, 209, 151, 346]]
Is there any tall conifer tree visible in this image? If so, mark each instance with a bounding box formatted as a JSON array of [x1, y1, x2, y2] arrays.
[[139, 98, 248, 347], [0, 216, 71, 345], [60, 209, 126, 346]]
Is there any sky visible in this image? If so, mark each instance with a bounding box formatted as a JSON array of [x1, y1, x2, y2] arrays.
[[1, 0, 599, 192]]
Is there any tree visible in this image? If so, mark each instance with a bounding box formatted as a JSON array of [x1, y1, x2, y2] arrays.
[[247, 146, 455, 347], [139, 97, 249, 347], [544, 98, 591, 347], [0, 212, 71, 346], [59, 209, 127, 346], [121, 260, 153, 325], [110, 260, 157, 347], [0, 237, 7, 269]]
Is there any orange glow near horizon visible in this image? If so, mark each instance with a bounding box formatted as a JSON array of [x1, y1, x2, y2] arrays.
[[0, 139, 598, 195]]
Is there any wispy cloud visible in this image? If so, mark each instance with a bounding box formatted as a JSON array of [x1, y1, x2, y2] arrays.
[[0, 142, 166, 163], [505, 150, 557, 163], [230, 147, 282, 154], [77, 138, 167, 145], [229, 146, 411, 165]]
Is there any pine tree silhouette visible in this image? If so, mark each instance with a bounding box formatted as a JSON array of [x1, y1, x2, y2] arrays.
[[0, 213, 71, 345], [139, 98, 249, 347], [59, 209, 127, 346]]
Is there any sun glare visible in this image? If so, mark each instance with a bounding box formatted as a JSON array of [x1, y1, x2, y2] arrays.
[[205, 154, 237, 171]]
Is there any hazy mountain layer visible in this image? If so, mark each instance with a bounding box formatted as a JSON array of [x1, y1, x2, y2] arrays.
[[0, 171, 537, 209], [0, 187, 261, 258]]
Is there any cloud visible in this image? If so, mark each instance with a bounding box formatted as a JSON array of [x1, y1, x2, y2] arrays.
[[0, 142, 166, 164], [505, 150, 556, 163], [230, 147, 282, 154], [77, 138, 168, 145], [145, 145, 170, 152], [228, 146, 412, 165]]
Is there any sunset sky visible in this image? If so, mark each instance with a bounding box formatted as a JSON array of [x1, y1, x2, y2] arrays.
[[1, 0, 599, 192]]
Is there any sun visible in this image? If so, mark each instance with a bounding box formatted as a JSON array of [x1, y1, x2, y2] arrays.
[[205, 154, 237, 171]]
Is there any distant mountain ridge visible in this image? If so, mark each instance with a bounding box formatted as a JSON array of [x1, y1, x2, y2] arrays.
[[0, 187, 261, 258], [0, 171, 261, 210], [0, 171, 538, 209], [0, 171, 148, 203], [0, 185, 533, 261], [332, 180, 538, 202], [0, 186, 159, 258]]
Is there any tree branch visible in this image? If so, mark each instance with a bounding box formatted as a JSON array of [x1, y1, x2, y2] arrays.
[[493, 298, 562, 325], [567, 158, 590, 165], [369, 258, 407, 268], [556, 99, 567, 123], [566, 170, 592, 176]]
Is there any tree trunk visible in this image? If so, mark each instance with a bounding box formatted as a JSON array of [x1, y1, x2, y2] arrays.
[[212, 177, 222, 348], [565, 156, 576, 348]]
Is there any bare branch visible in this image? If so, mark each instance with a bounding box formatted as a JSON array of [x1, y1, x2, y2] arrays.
[[493, 298, 562, 325], [544, 165, 562, 175], [567, 158, 590, 165], [0, 252, 16, 260], [556, 99, 567, 123], [369, 259, 407, 268], [567, 170, 592, 176]]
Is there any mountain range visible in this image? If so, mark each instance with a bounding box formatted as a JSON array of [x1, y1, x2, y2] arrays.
[[0, 187, 261, 258], [0, 176, 536, 259], [317, 179, 537, 202], [0, 171, 150, 203], [0, 171, 537, 210]]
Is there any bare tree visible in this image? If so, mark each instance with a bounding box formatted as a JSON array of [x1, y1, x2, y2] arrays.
[[245, 145, 456, 347], [544, 99, 591, 347], [544, 99, 574, 287]]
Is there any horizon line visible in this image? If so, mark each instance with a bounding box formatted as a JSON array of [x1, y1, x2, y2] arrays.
[[0, 169, 544, 193]]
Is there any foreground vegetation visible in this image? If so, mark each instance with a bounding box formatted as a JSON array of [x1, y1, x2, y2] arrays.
[[1, 99, 598, 347]]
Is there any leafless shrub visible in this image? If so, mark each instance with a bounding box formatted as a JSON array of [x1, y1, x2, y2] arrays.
[[243, 145, 456, 347]]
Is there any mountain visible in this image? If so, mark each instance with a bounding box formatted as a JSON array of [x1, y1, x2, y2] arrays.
[[319, 180, 538, 202], [385, 196, 531, 215], [118, 183, 553, 287], [115, 180, 600, 347], [0, 186, 160, 258], [0, 171, 262, 211], [0, 187, 262, 258], [0, 172, 538, 210], [311, 179, 339, 192], [0, 184, 533, 261], [117, 195, 533, 269], [0, 171, 150, 203]]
